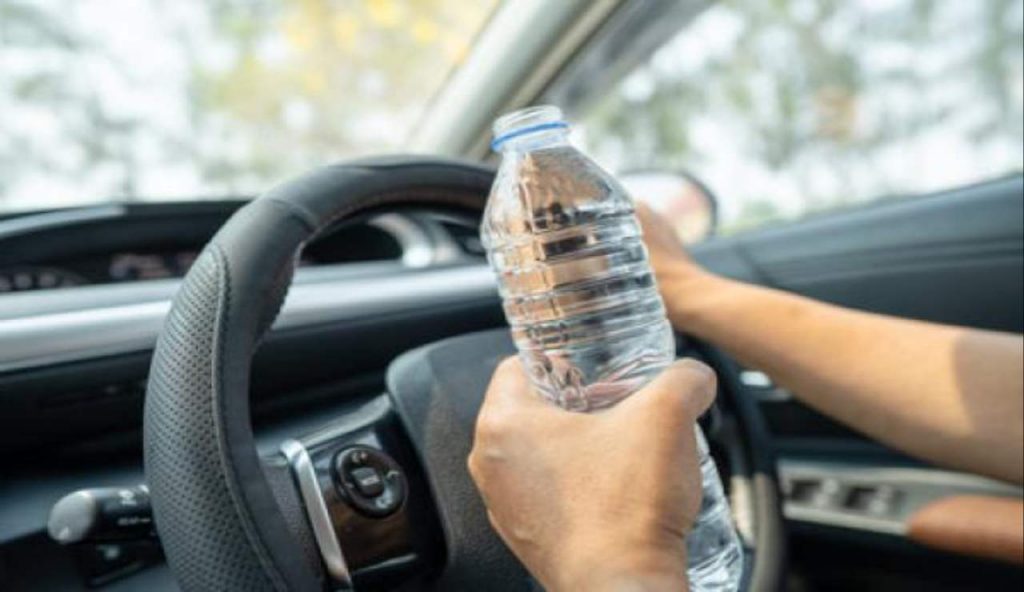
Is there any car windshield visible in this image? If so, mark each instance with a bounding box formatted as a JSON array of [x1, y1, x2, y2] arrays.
[[0, 0, 499, 212], [569, 0, 1024, 234]]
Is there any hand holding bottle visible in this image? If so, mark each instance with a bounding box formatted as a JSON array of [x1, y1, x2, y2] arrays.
[[469, 357, 717, 592]]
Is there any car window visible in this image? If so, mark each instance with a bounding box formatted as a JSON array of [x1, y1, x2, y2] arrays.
[[0, 0, 499, 212], [575, 0, 1024, 235]]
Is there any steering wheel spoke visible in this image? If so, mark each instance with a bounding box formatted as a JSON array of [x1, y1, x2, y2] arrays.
[[276, 394, 439, 591]]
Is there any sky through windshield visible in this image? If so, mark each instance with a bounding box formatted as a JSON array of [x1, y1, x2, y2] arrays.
[[0, 0, 499, 211]]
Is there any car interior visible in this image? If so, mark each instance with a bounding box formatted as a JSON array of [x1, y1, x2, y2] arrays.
[[1, 1, 1022, 591]]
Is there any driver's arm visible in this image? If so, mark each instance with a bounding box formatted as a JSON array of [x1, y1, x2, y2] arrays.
[[469, 357, 718, 592], [638, 205, 1024, 485]]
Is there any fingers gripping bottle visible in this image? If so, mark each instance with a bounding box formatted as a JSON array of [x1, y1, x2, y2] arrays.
[[481, 106, 744, 590]]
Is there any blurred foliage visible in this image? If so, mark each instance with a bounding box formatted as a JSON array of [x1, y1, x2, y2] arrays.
[[579, 0, 1024, 234], [3, 0, 1021, 221], [0, 0, 497, 208], [189, 0, 490, 186]]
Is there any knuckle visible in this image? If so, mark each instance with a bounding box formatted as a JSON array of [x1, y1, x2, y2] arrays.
[[474, 415, 498, 440], [646, 382, 682, 407], [475, 408, 512, 440], [466, 452, 483, 483], [493, 357, 522, 381], [486, 510, 503, 532]]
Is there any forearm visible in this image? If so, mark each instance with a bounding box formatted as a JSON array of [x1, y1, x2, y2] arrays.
[[662, 266, 1024, 484]]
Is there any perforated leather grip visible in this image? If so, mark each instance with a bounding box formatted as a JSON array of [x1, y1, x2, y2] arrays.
[[144, 157, 493, 591]]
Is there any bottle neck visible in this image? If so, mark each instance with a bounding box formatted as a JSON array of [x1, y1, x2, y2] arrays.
[[494, 127, 571, 154], [491, 106, 570, 153]]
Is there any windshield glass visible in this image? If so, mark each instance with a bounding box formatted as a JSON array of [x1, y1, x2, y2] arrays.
[[569, 0, 1024, 234], [0, 0, 499, 212]]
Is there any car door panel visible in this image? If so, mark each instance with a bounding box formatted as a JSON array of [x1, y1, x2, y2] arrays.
[[695, 176, 1023, 331]]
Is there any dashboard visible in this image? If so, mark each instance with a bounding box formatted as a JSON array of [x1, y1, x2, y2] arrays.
[[0, 201, 484, 294]]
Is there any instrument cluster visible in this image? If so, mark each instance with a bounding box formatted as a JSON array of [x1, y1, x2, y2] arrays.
[[0, 250, 200, 294]]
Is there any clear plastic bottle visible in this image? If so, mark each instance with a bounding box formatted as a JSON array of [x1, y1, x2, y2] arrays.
[[481, 105, 743, 591]]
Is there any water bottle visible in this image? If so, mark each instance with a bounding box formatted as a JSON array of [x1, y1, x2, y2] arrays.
[[481, 105, 744, 591]]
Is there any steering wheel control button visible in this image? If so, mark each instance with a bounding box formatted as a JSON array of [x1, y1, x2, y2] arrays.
[[350, 467, 385, 497], [333, 446, 407, 517]]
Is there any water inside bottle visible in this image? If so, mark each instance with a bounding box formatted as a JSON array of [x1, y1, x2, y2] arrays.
[[483, 109, 675, 410]]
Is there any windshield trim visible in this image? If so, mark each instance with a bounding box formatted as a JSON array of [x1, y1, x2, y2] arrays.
[[410, 0, 621, 159]]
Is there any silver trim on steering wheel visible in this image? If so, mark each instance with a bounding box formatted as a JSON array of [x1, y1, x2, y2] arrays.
[[280, 439, 353, 589]]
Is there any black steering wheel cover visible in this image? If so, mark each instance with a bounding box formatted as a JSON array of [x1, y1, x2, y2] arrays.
[[387, 330, 535, 591], [144, 157, 494, 591], [696, 343, 787, 591]]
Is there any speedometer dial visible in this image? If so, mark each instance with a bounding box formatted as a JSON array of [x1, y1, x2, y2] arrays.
[[0, 267, 87, 293], [108, 251, 199, 281]]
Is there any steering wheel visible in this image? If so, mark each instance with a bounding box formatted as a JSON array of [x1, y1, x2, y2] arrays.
[[143, 156, 785, 591]]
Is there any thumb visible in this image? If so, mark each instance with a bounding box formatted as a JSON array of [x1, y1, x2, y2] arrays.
[[615, 358, 717, 428]]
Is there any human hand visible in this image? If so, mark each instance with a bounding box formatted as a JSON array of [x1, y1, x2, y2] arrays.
[[634, 202, 697, 277], [635, 203, 717, 332], [468, 357, 717, 592]]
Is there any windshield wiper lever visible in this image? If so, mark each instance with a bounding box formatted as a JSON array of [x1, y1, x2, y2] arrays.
[[47, 485, 155, 545]]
